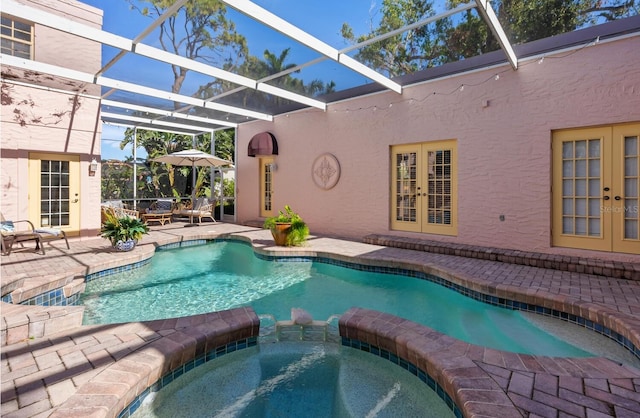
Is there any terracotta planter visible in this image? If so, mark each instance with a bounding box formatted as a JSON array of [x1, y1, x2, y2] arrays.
[[270, 223, 292, 246]]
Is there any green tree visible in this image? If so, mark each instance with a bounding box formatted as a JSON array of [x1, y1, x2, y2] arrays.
[[119, 129, 234, 201], [127, 0, 248, 100], [342, 0, 639, 75]]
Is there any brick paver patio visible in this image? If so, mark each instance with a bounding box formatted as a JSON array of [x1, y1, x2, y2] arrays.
[[2, 222, 640, 417]]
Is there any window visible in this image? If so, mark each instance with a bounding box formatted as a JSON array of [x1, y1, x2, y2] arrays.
[[391, 140, 457, 235], [1, 16, 33, 59]]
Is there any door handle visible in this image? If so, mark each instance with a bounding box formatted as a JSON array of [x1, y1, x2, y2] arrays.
[[614, 196, 621, 201], [603, 196, 610, 201], [72, 198, 79, 203]]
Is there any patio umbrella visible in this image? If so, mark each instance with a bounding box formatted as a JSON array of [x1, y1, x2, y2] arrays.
[[152, 149, 232, 223]]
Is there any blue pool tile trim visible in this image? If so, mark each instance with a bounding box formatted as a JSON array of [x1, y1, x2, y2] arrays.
[[117, 337, 258, 418], [85, 258, 153, 282], [342, 337, 463, 418], [13, 238, 640, 361]]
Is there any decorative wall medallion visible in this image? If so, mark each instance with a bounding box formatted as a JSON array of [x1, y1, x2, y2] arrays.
[[312, 153, 340, 190]]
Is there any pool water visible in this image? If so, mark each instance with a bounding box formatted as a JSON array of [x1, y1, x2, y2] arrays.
[[131, 342, 455, 418], [79, 241, 614, 357]]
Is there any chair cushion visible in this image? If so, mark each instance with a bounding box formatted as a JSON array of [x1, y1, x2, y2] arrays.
[[1, 221, 15, 233], [104, 200, 125, 209], [156, 199, 173, 211], [34, 228, 62, 236]]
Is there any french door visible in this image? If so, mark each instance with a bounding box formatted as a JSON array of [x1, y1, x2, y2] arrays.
[[552, 123, 639, 254], [260, 157, 275, 218], [391, 141, 457, 236], [28, 153, 80, 234]]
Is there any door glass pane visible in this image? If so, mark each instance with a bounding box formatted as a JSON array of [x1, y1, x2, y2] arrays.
[[588, 159, 600, 177], [588, 180, 600, 196], [575, 179, 587, 196], [626, 179, 638, 198], [588, 139, 600, 157], [575, 141, 587, 158], [563, 198, 573, 215], [589, 218, 600, 236], [588, 198, 600, 216], [395, 152, 417, 222], [626, 220, 638, 240]]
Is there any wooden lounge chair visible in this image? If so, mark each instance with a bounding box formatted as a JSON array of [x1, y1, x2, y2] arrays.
[[1, 214, 69, 255]]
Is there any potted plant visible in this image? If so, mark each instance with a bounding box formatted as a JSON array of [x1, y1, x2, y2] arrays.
[[100, 209, 149, 251], [263, 205, 309, 246]]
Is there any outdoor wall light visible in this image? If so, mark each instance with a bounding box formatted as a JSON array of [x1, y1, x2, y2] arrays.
[[268, 163, 278, 171], [89, 158, 98, 176]]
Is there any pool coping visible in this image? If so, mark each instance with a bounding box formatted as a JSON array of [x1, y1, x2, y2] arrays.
[[3, 225, 640, 417]]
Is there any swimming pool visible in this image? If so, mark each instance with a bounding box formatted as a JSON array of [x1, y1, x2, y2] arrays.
[[79, 240, 628, 359], [131, 341, 455, 418]]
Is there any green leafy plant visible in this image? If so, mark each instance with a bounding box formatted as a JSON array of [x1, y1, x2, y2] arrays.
[[100, 209, 149, 246], [263, 205, 309, 246]]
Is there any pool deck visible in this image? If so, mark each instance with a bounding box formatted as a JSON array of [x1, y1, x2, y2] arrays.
[[2, 222, 640, 417]]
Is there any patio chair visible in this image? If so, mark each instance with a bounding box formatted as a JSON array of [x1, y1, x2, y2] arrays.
[[173, 197, 216, 224], [1, 213, 70, 255], [101, 200, 139, 219], [146, 198, 174, 214], [142, 198, 174, 225], [1, 217, 43, 255]]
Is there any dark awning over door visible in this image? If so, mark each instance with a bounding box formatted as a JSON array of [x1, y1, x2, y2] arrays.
[[248, 132, 278, 157]]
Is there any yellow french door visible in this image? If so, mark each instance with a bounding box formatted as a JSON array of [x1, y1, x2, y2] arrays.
[[391, 141, 457, 236], [28, 153, 80, 235], [552, 123, 639, 254], [259, 157, 275, 218]]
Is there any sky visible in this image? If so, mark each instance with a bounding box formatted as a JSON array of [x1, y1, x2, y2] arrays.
[[80, 0, 381, 161]]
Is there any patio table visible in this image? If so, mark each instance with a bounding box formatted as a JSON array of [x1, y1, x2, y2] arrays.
[[141, 212, 172, 226]]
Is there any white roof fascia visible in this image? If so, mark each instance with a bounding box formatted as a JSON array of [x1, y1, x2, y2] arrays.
[[103, 121, 206, 137], [255, 83, 327, 110], [97, 77, 273, 120], [2, 54, 272, 121], [221, 0, 403, 94], [474, 0, 518, 69], [1, 54, 95, 83], [101, 99, 238, 128], [101, 112, 210, 134]]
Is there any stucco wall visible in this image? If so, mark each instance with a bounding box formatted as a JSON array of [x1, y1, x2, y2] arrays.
[[236, 35, 640, 262], [1, 0, 103, 238]]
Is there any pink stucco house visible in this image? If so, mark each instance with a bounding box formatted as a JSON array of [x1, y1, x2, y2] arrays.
[[235, 19, 640, 264], [1, 0, 103, 239]]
